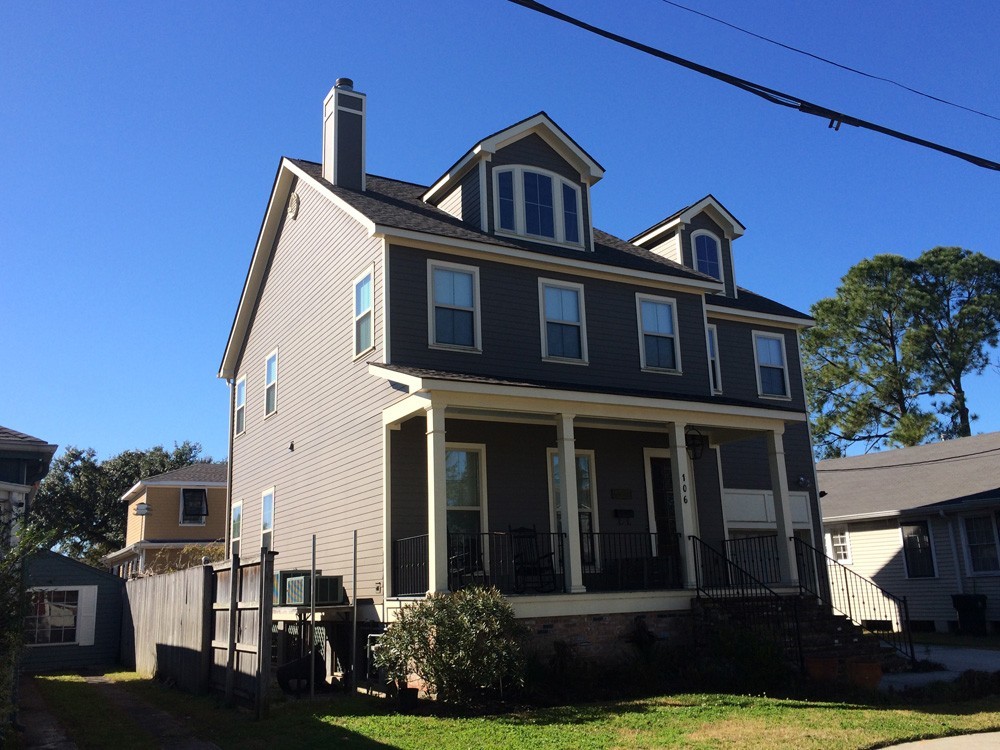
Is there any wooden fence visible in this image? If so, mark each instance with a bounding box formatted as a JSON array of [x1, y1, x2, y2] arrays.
[[121, 552, 275, 717]]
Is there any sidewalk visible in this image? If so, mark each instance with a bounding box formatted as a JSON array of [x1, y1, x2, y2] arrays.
[[881, 644, 1000, 691]]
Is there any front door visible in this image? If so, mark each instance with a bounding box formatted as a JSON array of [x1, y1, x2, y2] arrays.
[[649, 456, 679, 558]]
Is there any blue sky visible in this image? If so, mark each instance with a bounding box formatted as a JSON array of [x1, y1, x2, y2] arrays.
[[2, 0, 998, 461]]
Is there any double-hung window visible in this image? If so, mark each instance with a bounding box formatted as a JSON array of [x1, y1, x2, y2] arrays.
[[963, 515, 1000, 573], [234, 376, 246, 435], [494, 166, 583, 247], [636, 294, 681, 372], [827, 526, 852, 563], [706, 324, 722, 393], [264, 350, 278, 416], [230, 500, 242, 557], [692, 231, 722, 280], [261, 488, 274, 552], [429, 261, 480, 350], [354, 270, 373, 356], [540, 279, 587, 362], [25, 587, 97, 646], [180, 488, 208, 525], [549, 450, 598, 565], [445, 446, 485, 538], [753, 331, 790, 397], [901, 520, 935, 578]]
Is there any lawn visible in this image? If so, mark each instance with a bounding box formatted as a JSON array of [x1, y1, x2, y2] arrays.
[[31, 672, 1000, 750]]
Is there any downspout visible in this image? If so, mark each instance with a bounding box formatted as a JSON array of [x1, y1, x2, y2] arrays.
[[940, 509, 964, 595]]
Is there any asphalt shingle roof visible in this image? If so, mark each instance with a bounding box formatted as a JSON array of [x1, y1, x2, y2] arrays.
[[143, 463, 228, 485], [0, 425, 58, 454]]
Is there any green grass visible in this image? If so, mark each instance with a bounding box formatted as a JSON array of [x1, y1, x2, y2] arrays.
[[33, 672, 1000, 750]]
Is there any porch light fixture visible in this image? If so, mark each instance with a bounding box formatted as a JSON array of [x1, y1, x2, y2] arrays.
[[684, 427, 707, 461]]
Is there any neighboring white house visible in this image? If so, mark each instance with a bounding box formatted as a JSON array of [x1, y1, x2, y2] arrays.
[[818, 432, 1000, 633]]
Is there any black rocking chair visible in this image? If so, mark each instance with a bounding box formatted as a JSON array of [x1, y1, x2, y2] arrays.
[[509, 525, 558, 593]]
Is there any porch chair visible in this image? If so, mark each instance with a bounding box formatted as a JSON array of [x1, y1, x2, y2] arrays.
[[508, 525, 558, 594]]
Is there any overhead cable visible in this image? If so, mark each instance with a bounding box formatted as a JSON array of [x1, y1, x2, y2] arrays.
[[817, 445, 1000, 471], [509, 0, 1000, 172]]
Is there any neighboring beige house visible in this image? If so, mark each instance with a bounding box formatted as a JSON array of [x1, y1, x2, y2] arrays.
[[1, 425, 57, 549], [819, 432, 1000, 634], [104, 463, 228, 578]]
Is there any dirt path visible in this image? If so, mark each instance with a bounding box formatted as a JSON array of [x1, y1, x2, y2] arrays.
[[15, 676, 77, 750]]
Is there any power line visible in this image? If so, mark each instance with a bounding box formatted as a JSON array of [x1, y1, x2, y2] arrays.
[[817, 444, 1000, 472], [657, 0, 1000, 123], [509, 0, 1000, 172]]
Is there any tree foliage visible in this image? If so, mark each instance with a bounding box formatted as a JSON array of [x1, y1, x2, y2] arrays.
[[28, 441, 210, 566], [803, 248, 1000, 457]]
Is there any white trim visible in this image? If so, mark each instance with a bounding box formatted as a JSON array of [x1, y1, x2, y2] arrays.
[[444, 443, 489, 535], [899, 519, 938, 579], [427, 259, 482, 352], [539, 278, 589, 364], [635, 293, 682, 374], [352, 265, 375, 358], [826, 524, 852, 565], [178, 487, 208, 527], [706, 323, 722, 394], [261, 487, 275, 552], [752, 330, 792, 400], [264, 348, 278, 418], [492, 165, 584, 249], [24, 585, 97, 648], [959, 512, 1000, 575], [381, 240, 391, 364], [234, 375, 247, 436], [478, 160, 488, 231], [547, 448, 600, 565], [230, 498, 243, 557], [706, 306, 813, 328], [691, 229, 723, 281], [630, 195, 746, 247]]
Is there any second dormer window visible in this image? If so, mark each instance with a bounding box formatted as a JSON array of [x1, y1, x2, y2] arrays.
[[494, 166, 582, 247], [693, 231, 722, 280]]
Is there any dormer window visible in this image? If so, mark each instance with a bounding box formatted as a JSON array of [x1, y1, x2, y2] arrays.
[[494, 166, 582, 247], [692, 231, 722, 280]]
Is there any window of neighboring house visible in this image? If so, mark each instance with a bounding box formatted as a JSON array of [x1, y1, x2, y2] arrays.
[[692, 231, 722, 280], [753, 331, 790, 397], [264, 351, 278, 416], [901, 520, 935, 578], [540, 279, 587, 362], [963, 515, 1000, 573], [230, 500, 242, 557], [636, 294, 681, 372], [429, 261, 480, 350], [706, 324, 722, 393], [24, 587, 96, 646], [827, 526, 852, 564], [180, 488, 208, 526], [354, 270, 373, 356], [234, 376, 246, 435], [445, 445, 485, 540], [494, 166, 583, 246], [549, 450, 598, 566], [261, 488, 274, 552]]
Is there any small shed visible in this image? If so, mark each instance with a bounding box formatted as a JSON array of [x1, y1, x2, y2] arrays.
[[22, 551, 124, 673]]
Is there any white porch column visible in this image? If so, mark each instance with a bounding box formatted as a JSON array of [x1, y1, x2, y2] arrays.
[[667, 422, 699, 589], [556, 413, 586, 593], [767, 429, 798, 586], [426, 404, 449, 593]]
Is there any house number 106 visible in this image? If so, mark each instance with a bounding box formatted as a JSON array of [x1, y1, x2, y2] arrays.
[[682, 473, 689, 503]]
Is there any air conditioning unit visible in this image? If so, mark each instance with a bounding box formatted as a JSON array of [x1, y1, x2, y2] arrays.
[[285, 575, 344, 606], [273, 570, 316, 605]]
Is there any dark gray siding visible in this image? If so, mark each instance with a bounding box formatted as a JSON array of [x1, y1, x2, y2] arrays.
[[681, 213, 736, 297], [709, 317, 806, 410], [23, 552, 123, 672], [389, 245, 712, 396], [437, 167, 483, 230], [694, 446, 726, 547], [229, 177, 397, 605]]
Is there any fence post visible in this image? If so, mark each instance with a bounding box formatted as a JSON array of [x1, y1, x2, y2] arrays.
[[224, 554, 239, 705], [256, 550, 275, 719], [198, 564, 213, 694]]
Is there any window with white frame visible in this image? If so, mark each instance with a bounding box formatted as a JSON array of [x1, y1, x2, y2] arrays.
[[753, 331, 790, 397], [540, 280, 587, 362], [636, 294, 681, 372], [261, 488, 274, 552], [354, 270, 373, 356], [549, 450, 597, 565], [963, 515, 1000, 573], [25, 586, 96, 646], [901, 520, 935, 578], [494, 166, 583, 246], [827, 526, 852, 563], [706, 324, 722, 393], [445, 446, 485, 539], [180, 488, 208, 526], [230, 500, 242, 557], [234, 376, 246, 435], [429, 261, 480, 350], [692, 231, 722, 280], [264, 351, 278, 416]]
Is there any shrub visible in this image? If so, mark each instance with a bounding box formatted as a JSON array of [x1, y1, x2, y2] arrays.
[[374, 586, 525, 707]]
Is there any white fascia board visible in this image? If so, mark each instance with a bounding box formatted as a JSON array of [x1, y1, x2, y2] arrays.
[[421, 145, 485, 204], [705, 305, 814, 329], [822, 510, 900, 523], [630, 218, 683, 248], [120, 480, 146, 504], [483, 114, 604, 182], [219, 159, 378, 379], [631, 196, 746, 247], [369, 364, 424, 392], [376, 226, 723, 294]]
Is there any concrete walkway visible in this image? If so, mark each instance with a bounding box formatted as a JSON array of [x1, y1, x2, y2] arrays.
[[880, 644, 1000, 691]]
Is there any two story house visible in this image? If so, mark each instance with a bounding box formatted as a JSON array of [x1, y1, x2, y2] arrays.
[[219, 80, 819, 655], [103, 463, 228, 578]]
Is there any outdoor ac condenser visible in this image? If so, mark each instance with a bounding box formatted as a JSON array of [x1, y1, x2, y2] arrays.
[[272, 569, 316, 605], [284, 575, 345, 606]]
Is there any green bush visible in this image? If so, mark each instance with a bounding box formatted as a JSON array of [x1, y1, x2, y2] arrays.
[[374, 586, 525, 707]]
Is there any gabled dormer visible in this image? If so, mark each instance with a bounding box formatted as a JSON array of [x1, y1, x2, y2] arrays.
[[629, 195, 745, 297], [422, 113, 604, 252]]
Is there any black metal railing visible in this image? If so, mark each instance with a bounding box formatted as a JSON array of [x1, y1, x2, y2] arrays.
[[392, 535, 428, 596], [690, 535, 802, 668], [448, 531, 566, 594], [793, 536, 914, 661], [722, 535, 781, 584], [581, 532, 683, 591]]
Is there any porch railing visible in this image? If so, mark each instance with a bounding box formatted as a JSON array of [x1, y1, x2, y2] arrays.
[[581, 532, 682, 591], [392, 535, 428, 596], [447, 531, 566, 595], [690, 535, 802, 669], [793, 536, 914, 661], [722, 535, 781, 584]]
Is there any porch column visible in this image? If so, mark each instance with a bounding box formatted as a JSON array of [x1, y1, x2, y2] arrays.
[[426, 404, 449, 593], [556, 413, 586, 593], [767, 429, 798, 586], [667, 422, 698, 589]]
